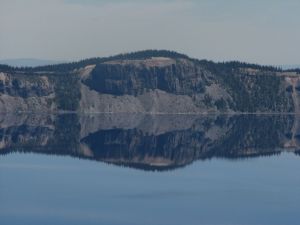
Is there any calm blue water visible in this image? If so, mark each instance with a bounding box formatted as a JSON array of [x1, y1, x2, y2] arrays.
[[0, 114, 299, 225], [0, 152, 299, 225]]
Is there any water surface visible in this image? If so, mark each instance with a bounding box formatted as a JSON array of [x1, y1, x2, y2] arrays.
[[0, 114, 299, 225]]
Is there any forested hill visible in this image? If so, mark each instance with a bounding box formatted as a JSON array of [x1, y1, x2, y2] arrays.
[[0, 50, 299, 113], [0, 49, 297, 73], [0, 50, 190, 72]]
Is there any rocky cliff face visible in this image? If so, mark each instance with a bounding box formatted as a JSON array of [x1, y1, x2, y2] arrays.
[[0, 72, 56, 112], [0, 71, 80, 112], [79, 56, 294, 113], [0, 50, 297, 113]]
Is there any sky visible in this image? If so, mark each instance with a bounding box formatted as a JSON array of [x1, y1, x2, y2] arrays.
[[0, 0, 299, 65]]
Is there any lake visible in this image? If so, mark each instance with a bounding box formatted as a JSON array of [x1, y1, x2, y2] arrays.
[[0, 114, 299, 225]]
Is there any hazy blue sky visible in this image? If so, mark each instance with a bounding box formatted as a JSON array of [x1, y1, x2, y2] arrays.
[[0, 0, 299, 65]]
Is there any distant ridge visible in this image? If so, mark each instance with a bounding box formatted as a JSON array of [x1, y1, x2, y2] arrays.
[[280, 65, 300, 70], [0, 58, 65, 67], [0, 50, 287, 72]]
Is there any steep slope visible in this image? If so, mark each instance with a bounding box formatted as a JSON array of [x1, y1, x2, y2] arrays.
[[79, 54, 294, 113], [78, 55, 222, 113], [0, 50, 298, 113]]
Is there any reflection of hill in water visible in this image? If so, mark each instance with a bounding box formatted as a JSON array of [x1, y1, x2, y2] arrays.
[[0, 113, 299, 171]]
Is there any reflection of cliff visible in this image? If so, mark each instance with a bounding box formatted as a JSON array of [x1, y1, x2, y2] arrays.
[[0, 114, 80, 156], [0, 114, 55, 150], [81, 115, 297, 170], [0, 114, 299, 171]]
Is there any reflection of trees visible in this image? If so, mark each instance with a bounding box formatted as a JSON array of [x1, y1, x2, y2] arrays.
[[0, 115, 298, 171]]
